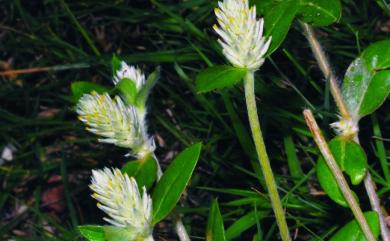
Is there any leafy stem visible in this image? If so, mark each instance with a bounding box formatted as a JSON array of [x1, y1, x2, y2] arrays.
[[244, 71, 291, 241], [303, 109, 376, 241], [301, 22, 390, 241]]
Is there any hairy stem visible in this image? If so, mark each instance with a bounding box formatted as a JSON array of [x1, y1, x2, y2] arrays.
[[300, 22, 350, 120], [303, 109, 376, 241], [355, 136, 389, 241], [301, 22, 389, 241], [244, 71, 291, 241]]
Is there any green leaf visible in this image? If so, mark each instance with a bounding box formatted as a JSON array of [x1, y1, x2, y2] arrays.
[[114, 78, 138, 105], [342, 40, 390, 120], [329, 211, 380, 241], [136, 67, 160, 107], [103, 226, 134, 241], [251, 0, 279, 14], [297, 0, 342, 26], [196, 65, 247, 93], [206, 199, 226, 241], [342, 143, 368, 185], [254, 0, 340, 54], [361, 39, 390, 70], [71, 81, 107, 103], [254, 0, 341, 54], [225, 210, 267, 240], [317, 157, 347, 207], [317, 137, 366, 207], [263, 0, 300, 54], [152, 143, 202, 224], [122, 157, 158, 190], [78, 225, 105, 241], [283, 135, 305, 180], [111, 55, 122, 75], [359, 70, 390, 117]]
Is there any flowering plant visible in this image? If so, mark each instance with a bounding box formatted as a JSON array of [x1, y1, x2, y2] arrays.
[[70, 1, 389, 240], [73, 58, 202, 241]]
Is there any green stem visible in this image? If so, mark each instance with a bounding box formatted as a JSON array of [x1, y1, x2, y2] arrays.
[[244, 71, 291, 241]]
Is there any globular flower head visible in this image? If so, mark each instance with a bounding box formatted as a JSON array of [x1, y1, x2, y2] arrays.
[[113, 61, 145, 90], [213, 0, 271, 71], [76, 91, 155, 157], [330, 117, 359, 139], [90, 168, 153, 238]]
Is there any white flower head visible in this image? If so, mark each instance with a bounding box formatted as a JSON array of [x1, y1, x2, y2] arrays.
[[213, 0, 271, 71], [113, 61, 145, 90], [90, 168, 153, 238], [330, 117, 359, 138], [76, 91, 155, 157]]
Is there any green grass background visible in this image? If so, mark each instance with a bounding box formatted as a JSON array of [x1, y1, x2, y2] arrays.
[[0, 0, 389, 240]]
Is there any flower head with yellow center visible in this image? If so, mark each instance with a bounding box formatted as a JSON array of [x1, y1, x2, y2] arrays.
[[76, 91, 155, 157], [213, 0, 271, 71], [90, 168, 153, 239]]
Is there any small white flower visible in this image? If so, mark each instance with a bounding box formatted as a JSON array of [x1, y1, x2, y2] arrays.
[[330, 117, 359, 138], [90, 168, 153, 239], [213, 0, 271, 71], [76, 91, 154, 157], [114, 61, 145, 90]]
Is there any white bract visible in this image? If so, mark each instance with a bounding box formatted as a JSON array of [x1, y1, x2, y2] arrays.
[[213, 0, 271, 71], [112, 61, 152, 131], [330, 117, 359, 138], [76, 91, 154, 157], [113, 61, 146, 90], [90, 168, 153, 239]]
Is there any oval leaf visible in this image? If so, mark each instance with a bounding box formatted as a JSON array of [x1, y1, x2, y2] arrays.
[[341, 141, 368, 185], [196, 65, 247, 93], [330, 211, 380, 241], [317, 137, 366, 206], [254, 0, 341, 53], [114, 78, 138, 105], [78, 225, 105, 241], [342, 40, 390, 120], [263, 0, 299, 54], [206, 199, 226, 241], [152, 142, 202, 224], [297, 0, 341, 26], [71, 81, 107, 103], [122, 157, 158, 190], [317, 156, 348, 207], [358, 69, 390, 118]]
